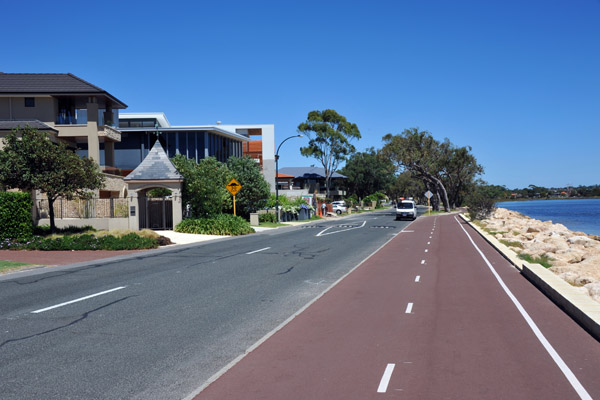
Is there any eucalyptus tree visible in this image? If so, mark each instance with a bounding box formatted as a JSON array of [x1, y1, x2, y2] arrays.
[[382, 128, 452, 212], [298, 109, 361, 198], [382, 128, 483, 211], [438, 140, 484, 208]]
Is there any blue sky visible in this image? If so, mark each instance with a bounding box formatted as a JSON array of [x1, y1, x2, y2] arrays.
[[3, 0, 599, 189]]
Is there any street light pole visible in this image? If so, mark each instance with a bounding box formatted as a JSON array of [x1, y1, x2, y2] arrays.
[[275, 134, 303, 223]]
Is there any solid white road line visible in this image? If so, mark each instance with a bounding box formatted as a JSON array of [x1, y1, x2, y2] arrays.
[[31, 286, 127, 314], [405, 303, 413, 313], [377, 363, 396, 393], [454, 216, 592, 400], [415, 275, 421, 282], [246, 247, 271, 255]]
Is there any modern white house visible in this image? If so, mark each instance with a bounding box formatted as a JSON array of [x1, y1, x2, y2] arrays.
[[115, 112, 276, 192]]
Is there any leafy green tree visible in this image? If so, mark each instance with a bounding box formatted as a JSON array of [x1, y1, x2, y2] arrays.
[[382, 128, 451, 212], [298, 109, 361, 198], [388, 171, 426, 203], [438, 141, 484, 208], [146, 187, 172, 197], [0, 127, 104, 232], [339, 147, 395, 200], [227, 155, 270, 218], [172, 155, 232, 217]]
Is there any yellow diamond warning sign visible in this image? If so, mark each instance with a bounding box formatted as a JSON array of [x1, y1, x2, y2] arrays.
[[226, 179, 242, 196]]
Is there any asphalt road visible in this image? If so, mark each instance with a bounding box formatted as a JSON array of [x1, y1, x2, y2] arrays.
[[196, 213, 600, 400], [0, 209, 410, 399]]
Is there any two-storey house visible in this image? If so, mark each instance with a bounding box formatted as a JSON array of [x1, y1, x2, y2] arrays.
[[0, 73, 126, 169]]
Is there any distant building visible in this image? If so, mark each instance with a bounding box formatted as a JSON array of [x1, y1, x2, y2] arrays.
[[278, 167, 347, 199]]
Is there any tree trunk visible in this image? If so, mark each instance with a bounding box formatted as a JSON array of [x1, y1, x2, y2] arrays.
[[435, 179, 451, 212], [48, 197, 57, 233], [418, 169, 450, 212]]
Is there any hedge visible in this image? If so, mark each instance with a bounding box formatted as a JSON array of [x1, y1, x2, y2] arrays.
[[175, 214, 255, 236], [0, 233, 159, 250], [0, 192, 33, 240]]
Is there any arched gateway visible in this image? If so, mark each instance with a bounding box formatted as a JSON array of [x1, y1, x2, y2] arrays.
[[124, 141, 183, 230]]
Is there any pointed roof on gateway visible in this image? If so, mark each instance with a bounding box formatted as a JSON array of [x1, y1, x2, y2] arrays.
[[124, 141, 182, 181]]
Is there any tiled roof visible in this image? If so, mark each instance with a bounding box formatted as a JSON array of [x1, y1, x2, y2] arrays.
[[0, 73, 127, 107], [278, 167, 346, 179], [276, 172, 294, 178], [0, 119, 57, 132], [124, 141, 183, 181]]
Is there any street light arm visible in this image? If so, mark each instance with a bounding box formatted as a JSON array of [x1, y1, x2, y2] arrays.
[[276, 134, 303, 157], [275, 134, 303, 224]]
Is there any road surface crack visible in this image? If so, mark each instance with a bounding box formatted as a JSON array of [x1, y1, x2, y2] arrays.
[[0, 296, 133, 349]]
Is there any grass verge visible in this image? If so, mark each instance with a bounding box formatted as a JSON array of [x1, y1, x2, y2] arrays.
[[518, 253, 553, 268], [258, 222, 289, 228], [499, 239, 524, 249], [0, 260, 33, 274]]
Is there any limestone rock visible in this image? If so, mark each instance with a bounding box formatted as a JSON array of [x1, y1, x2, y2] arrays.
[[481, 207, 600, 303], [584, 282, 600, 302]]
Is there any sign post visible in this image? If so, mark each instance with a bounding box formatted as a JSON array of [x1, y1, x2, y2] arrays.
[[424, 190, 433, 216], [226, 179, 242, 216]]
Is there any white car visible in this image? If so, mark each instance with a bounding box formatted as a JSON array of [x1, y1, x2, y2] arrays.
[[396, 200, 417, 220], [332, 201, 347, 215]]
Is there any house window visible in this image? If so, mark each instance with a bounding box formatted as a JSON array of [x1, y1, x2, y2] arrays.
[[24, 97, 35, 107]]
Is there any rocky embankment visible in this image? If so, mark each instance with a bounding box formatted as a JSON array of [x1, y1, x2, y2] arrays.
[[480, 208, 600, 303]]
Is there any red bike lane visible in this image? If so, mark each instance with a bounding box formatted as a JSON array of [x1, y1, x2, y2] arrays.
[[193, 214, 600, 400]]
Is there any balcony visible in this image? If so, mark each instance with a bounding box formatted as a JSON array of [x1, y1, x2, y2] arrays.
[[99, 125, 121, 142], [56, 108, 87, 125]]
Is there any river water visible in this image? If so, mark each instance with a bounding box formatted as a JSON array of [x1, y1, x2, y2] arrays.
[[496, 199, 600, 236]]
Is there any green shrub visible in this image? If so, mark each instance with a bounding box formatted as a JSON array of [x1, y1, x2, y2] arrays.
[[176, 214, 255, 236], [363, 192, 387, 207], [259, 213, 277, 223], [0, 192, 33, 240], [0, 233, 158, 250], [465, 187, 496, 220]]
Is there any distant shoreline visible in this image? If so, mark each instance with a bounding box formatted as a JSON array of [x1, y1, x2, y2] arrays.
[[497, 197, 600, 202]]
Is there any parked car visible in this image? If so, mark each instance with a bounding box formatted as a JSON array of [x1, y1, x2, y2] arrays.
[[332, 201, 347, 215], [396, 200, 417, 220]]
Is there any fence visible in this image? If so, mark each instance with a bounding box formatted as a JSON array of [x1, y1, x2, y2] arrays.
[[36, 197, 129, 220]]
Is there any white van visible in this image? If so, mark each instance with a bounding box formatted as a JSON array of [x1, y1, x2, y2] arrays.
[[396, 200, 417, 220]]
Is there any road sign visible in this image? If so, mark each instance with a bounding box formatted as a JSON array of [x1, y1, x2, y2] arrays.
[[226, 179, 242, 196], [424, 190, 433, 216]]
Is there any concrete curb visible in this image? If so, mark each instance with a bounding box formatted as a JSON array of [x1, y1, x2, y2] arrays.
[[460, 214, 600, 341]]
